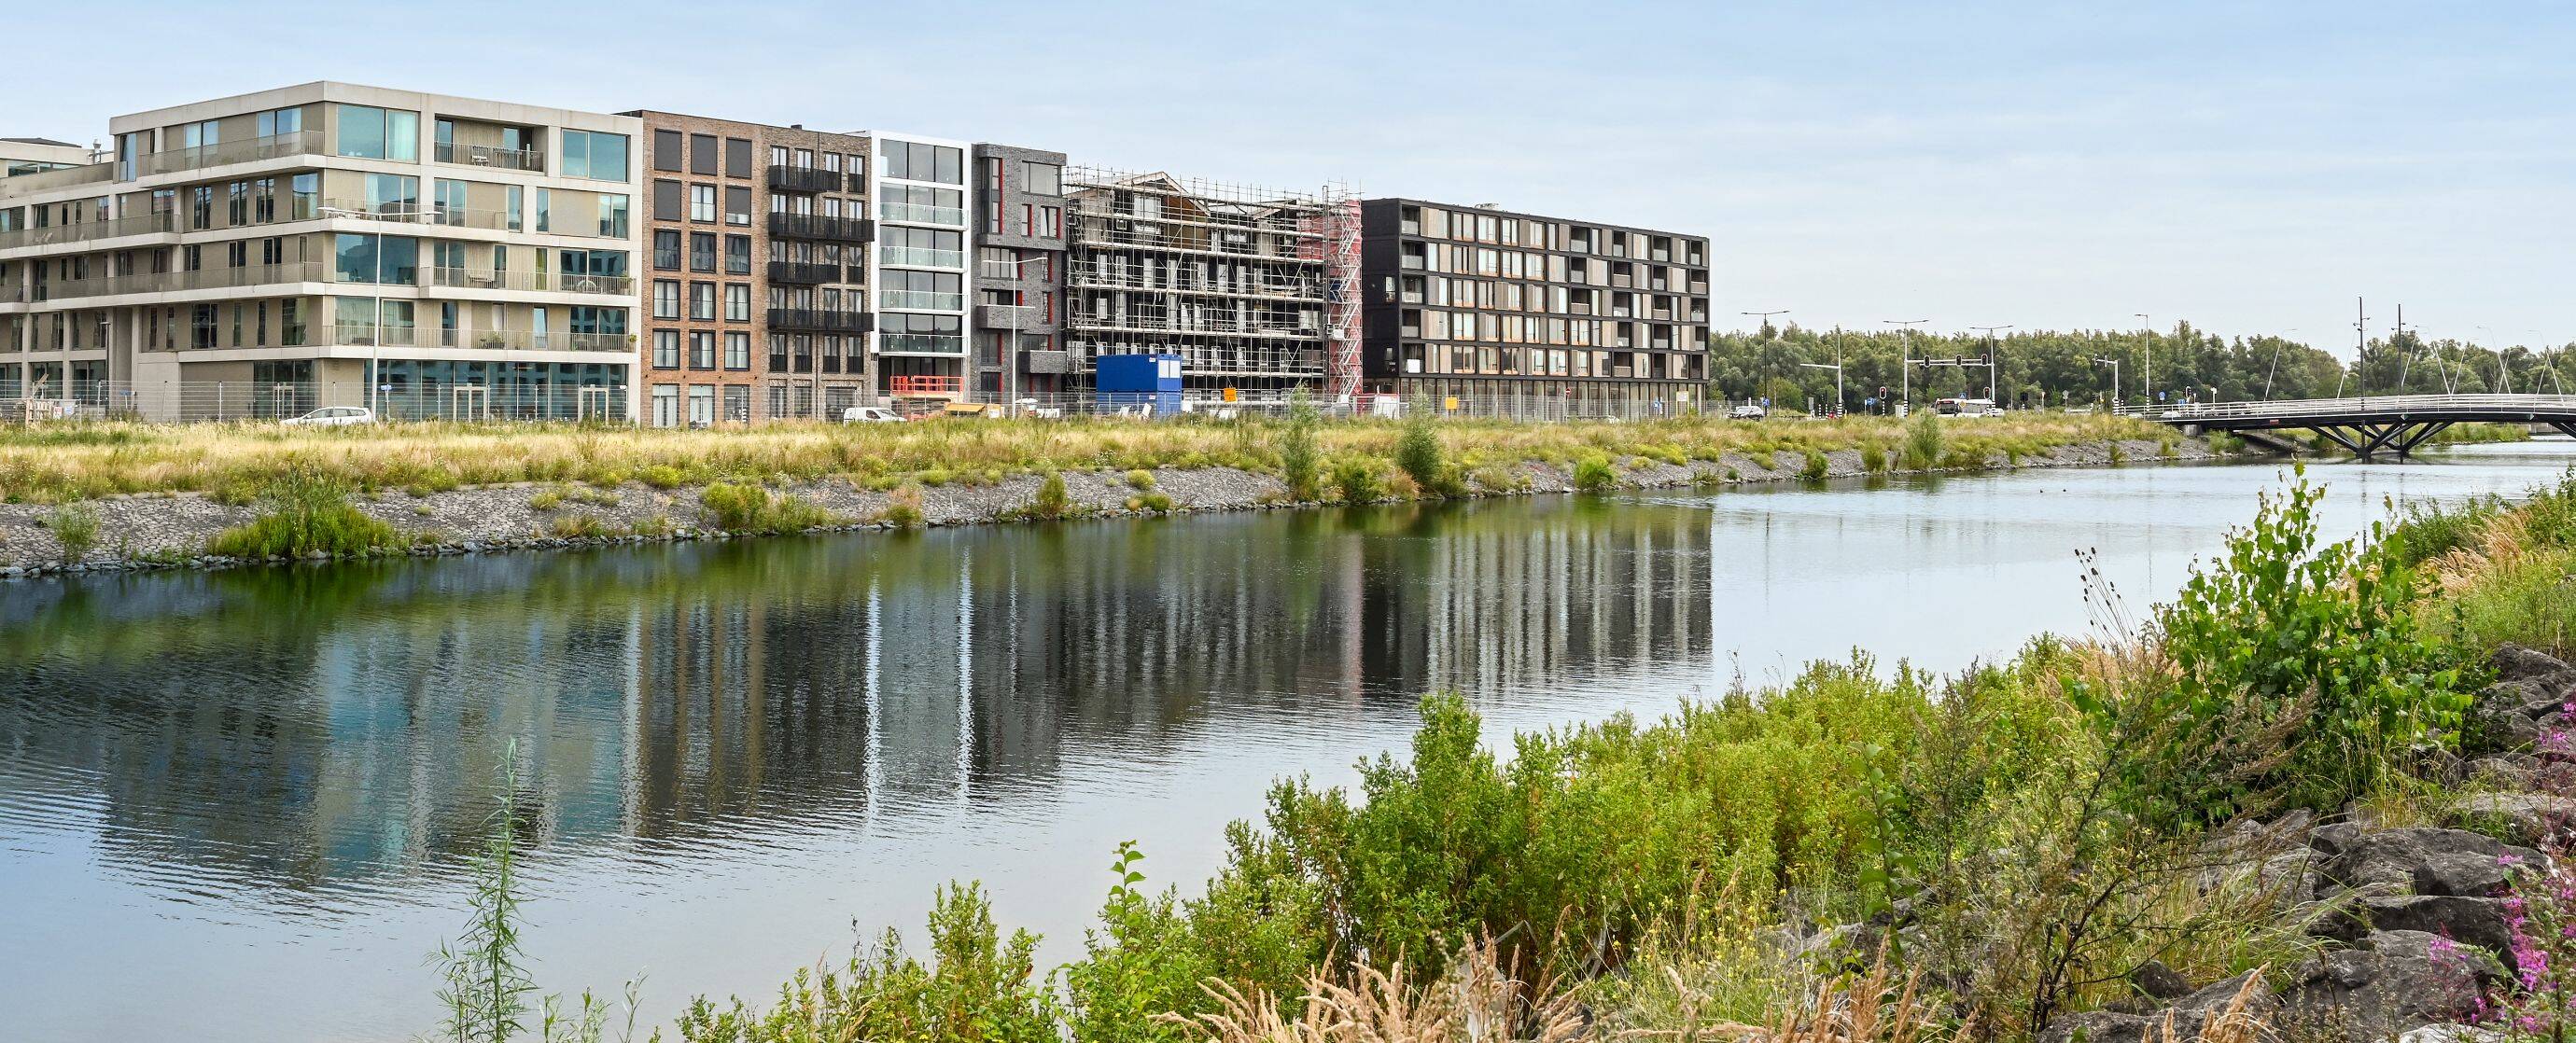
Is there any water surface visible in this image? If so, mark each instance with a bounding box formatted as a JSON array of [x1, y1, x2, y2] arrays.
[[2, 441, 2569, 1042]]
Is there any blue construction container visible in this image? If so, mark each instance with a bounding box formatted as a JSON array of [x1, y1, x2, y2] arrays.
[[1096, 354, 1183, 415]]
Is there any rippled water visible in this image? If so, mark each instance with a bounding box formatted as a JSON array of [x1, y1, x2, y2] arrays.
[[2, 442, 2570, 1042]]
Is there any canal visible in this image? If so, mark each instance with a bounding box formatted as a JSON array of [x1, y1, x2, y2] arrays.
[[3, 442, 2570, 1041]]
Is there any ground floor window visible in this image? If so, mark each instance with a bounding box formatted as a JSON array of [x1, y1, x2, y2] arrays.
[[722, 384, 749, 424], [651, 384, 680, 427], [688, 384, 716, 426], [373, 359, 629, 422]]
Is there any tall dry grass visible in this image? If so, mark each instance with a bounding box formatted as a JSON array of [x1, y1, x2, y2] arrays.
[[0, 414, 2167, 504]]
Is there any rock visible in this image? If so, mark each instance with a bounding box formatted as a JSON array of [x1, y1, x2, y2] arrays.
[[2399, 1025, 2505, 1043], [2037, 972, 2270, 1043], [2452, 792, 2576, 847], [2358, 896, 2513, 958], [2413, 851, 2512, 897], [2129, 959, 2193, 1001], [2278, 930, 2501, 1042], [2320, 827, 2539, 894], [2494, 644, 2575, 686]]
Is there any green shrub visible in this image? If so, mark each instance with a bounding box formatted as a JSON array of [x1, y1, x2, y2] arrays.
[[640, 465, 686, 490], [1860, 444, 1888, 472], [2097, 471, 2474, 828], [1799, 449, 1830, 482], [1394, 414, 1446, 491], [1573, 453, 1618, 493], [1901, 409, 1944, 469], [548, 514, 606, 539], [206, 468, 403, 559], [875, 484, 926, 529], [1128, 492, 1175, 514], [1278, 392, 1322, 501], [1124, 468, 1155, 491], [919, 467, 956, 488], [701, 482, 835, 534], [2205, 431, 2245, 455], [1330, 457, 1383, 503], [669, 883, 1057, 1043], [526, 490, 563, 511], [1029, 470, 1073, 521], [46, 501, 101, 563]]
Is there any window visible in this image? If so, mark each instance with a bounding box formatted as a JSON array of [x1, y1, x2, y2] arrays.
[[654, 179, 684, 220], [689, 384, 716, 425], [1023, 161, 1061, 195], [769, 145, 790, 167], [689, 282, 715, 320], [652, 330, 680, 369], [653, 229, 681, 270], [561, 130, 629, 180], [335, 104, 418, 160], [598, 194, 629, 238], [689, 331, 716, 369], [723, 235, 751, 274], [651, 384, 681, 427], [652, 130, 683, 172], [723, 186, 751, 226], [724, 332, 749, 369], [883, 141, 963, 184], [689, 232, 716, 271], [1036, 205, 1060, 239], [724, 138, 752, 177], [722, 384, 749, 422], [334, 233, 418, 285], [724, 284, 749, 321], [690, 133, 719, 175], [652, 280, 681, 319], [689, 184, 716, 222], [255, 106, 303, 140]]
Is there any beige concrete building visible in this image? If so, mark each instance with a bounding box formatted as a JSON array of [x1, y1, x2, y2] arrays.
[[0, 82, 642, 420]]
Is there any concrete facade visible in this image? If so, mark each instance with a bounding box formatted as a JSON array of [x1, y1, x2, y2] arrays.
[[0, 82, 643, 420]]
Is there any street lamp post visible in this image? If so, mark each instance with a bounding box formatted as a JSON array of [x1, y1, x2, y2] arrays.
[[2091, 356, 2120, 410], [1884, 318, 1926, 415], [2135, 313, 2152, 406], [1799, 327, 1846, 417], [1969, 325, 2012, 406]]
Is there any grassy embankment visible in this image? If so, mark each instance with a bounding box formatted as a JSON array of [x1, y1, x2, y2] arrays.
[[415, 461, 2576, 1043], [0, 411, 2173, 506]]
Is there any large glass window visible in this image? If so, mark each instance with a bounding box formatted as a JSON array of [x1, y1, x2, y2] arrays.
[[364, 174, 418, 216], [562, 130, 630, 181], [882, 141, 963, 184], [334, 233, 418, 285], [598, 194, 629, 238], [1023, 161, 1061, 196], [335, 104, 418, 160]]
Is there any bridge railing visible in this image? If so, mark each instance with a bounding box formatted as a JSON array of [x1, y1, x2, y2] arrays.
[[2114, 393, 2576, 422]]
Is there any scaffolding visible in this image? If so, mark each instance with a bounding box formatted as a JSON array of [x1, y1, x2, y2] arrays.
[[1063, 168, 1354, 393]]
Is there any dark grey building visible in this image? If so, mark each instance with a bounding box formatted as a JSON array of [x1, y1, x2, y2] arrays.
[[1359, 198, 1711, 413], [968, 144, 1068, 401]]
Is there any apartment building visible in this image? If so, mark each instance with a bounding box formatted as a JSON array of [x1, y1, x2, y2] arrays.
[[628, 112, 873, 425], [969, 144, 1068, 402], [1062, 170, 1342, 396], [0, 83, 643, 420], [1358, 199, 1710, 412], [3, 137, 93, 178]]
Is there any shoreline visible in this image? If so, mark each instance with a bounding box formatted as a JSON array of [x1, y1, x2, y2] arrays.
[[0, 435, 2231, 580]]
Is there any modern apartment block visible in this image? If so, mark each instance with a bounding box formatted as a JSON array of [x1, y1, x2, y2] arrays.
[[628, 112, 873, 425], [3, 137, 93, 178], [0, 82, 643, 420], [969, 144, 1068, 402], [1062, 170, 1348, 396], [1358, 199, 1710, 412]]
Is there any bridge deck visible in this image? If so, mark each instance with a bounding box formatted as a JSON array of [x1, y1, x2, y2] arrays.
[[2117, 394, 2576, 458]]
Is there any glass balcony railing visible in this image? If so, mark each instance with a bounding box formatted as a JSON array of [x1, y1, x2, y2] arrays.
[[878, 290, 962, 311], [879, 334, 964, 355], [878, 246, 962, 269], [0, 210, 177, 252], [433, 142, 545, 172], [879, 202, 963, 226], [140, 131, 326, 177]]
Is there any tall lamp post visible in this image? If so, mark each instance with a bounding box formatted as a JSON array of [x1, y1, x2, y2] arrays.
[[1969, 325, 2012, 407], [1884, 317, 1926, 415], [1740, 309, 1789, 409], [2092, 356, 2120, 410], [2135, 313, 2153, 406]]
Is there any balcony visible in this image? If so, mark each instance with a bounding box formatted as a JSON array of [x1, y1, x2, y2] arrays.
[[880, 202, 964, 227], [881, 336, 965, 355], [887, 374, 962, 396], [40, 260, 329, 301], [879, 290, 962, 311], [766, 260, 843, 285], [428, 328, 632, 353], [434, 142, 545, 172], [140, 130, 326, 177], [767, 213, 873, 243], [767, 164, 841, 193], [880, 246, 962, 269], [317, 198, 623, 239], [975, 303, 1040, 327], [766, 308, 872, 333], [0, 210, 176, 252], [424, 267, 634, 296]]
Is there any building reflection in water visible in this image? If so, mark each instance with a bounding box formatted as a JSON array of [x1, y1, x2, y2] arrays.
[[0, 495, 1713, 900]]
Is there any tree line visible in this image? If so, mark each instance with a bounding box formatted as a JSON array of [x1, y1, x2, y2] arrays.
[[1707, 324, 2576, 412]]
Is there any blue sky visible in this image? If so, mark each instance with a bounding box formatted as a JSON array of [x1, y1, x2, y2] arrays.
[[12, 1, 2569, 354]]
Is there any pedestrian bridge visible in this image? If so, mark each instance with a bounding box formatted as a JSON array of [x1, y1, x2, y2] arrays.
[[2117, 394, 2576, 458]]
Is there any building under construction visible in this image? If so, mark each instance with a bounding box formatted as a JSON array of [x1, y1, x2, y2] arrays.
[[1062, 169, 1358, 396]]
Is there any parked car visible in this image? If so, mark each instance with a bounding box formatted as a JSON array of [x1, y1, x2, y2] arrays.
[[840, 406, 905, 424], [281, 406, 375, 426], [1982, 407, 2007, 418], [1729, 403, 1768, 420]]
